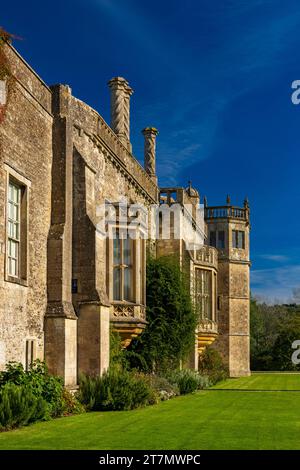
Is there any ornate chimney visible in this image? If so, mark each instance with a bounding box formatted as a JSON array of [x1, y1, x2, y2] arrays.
[[142, 127, 158, 182], [108, 77, 133, 152]]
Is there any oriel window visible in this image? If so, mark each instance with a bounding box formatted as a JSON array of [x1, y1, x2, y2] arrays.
[[113, 231, 133, 301], [195, 269, 212, 320]]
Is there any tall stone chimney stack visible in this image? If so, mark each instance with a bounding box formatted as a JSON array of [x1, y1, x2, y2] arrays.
[[142, 127, 158, 183], [108, 77, 133, 152]]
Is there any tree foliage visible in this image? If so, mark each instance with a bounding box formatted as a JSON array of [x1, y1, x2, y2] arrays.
[[250, 299, 300, 371]]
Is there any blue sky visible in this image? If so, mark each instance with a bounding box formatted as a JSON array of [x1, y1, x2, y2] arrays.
[[3, 0, 300, 303]]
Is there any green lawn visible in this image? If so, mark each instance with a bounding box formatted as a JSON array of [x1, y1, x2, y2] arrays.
[[1, 373, 300, 450], [212, 372, 300, 390]]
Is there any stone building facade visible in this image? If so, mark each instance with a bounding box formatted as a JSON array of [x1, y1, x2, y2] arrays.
[[0, 40, 250, 385]]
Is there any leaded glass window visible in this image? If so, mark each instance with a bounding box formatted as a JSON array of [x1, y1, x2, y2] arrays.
[[113, 231, 133, 301], [195, 269, 212, 320], [7, 182, 21, 277]]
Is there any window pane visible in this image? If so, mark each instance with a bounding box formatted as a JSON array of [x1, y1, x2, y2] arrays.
[[14, 223, 19, 240], [8, 183, 13, 200], [8, 221, 13, 237], [13, 204, 19, 221], [10, 258, 17, 277], [113, 236, 121, 265], [124, 267, 132, 301], [15, 186, 20, 203], [232, 230, 237, 248], [217, 231, 225, 249], [113, 267, 121, 300], [210, 231, 216, 247], [238, 231, 244, 249], [195, 269, 212, 320], [12, 259, 17, 276], [8, 201, 14, 219], [123, 238, 132, 266], [10, 240, 17, 258]]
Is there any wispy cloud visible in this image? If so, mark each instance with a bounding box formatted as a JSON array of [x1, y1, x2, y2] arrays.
[[258, 254, 290, 262], [140, 3, 300, 182], [89, 1, 300, 183], [252, 264, 300, 304], [156, 143, 203, 185]]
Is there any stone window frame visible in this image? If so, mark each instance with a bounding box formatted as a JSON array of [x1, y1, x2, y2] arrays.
[[209, 230, 225, 249], [232, 229, 245, 249], [7, 181, 21, 277], [106, 223, 146, 306], [25, 338, 37, 371], [4, 164, 30, 286], [112, 230, 134, 302], [194, 266, 217, 322]]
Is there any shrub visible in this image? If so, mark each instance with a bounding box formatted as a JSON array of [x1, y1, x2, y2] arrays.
[[148, 375, 179, 401], [167, 369, 210, 395], [61, 388, 85, 416], [0, 361, 64, 417], [0, 361, 83, 420], [77, 374, 98, 411], [0, 383, 48, 430], [110, 330, 128, 372], [198, 347, 228, 385], [78, 369, 158, 411]]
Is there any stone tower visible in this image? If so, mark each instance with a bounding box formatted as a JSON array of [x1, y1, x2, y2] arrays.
[[205, 196, 250, 377]]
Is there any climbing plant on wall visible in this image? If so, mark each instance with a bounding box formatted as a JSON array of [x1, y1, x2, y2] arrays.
[[128, 255, 197, 372]]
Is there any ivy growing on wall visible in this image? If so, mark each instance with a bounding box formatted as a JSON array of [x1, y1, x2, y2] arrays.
[[128, 255, 197, 373]]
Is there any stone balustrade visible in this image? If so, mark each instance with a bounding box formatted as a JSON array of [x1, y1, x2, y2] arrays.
[[205, 205, 249, 222]]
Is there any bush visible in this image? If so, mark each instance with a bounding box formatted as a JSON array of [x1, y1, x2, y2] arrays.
[[198, 347, 228, 385], [206, 370, 228, 385], [109, 330, 128, 372], [0, 383, 48, 430], [0, 361, 64, 416], [0, 361, 83, 421], [148, 375, 179, 401], [167, 369, 210, 395], [61, 388, 85, 416], [78, 369, 158, 411]]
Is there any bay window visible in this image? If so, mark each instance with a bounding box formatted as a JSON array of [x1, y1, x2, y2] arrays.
[[107, 227, 145, 305], [195, 268, 213, 320], [113, 233, 133, 301]]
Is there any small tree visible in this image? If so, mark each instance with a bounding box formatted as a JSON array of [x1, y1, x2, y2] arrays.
[[128, 256, 197, 372]]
